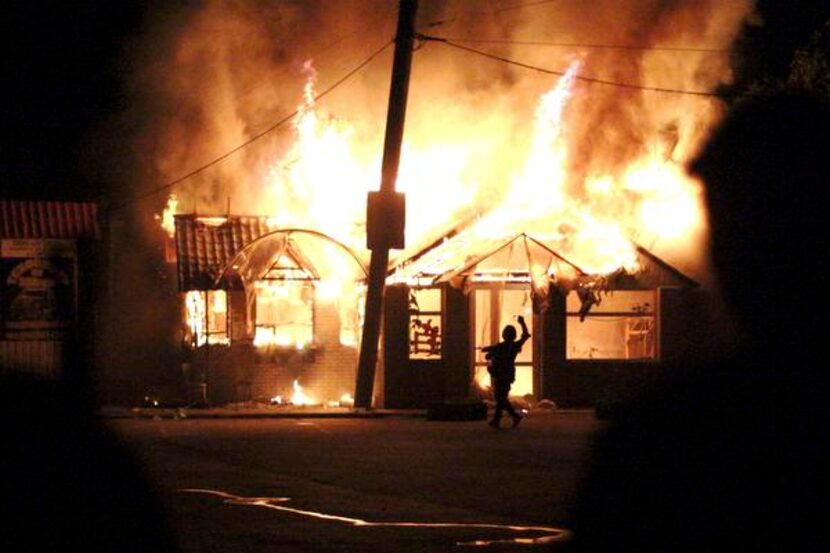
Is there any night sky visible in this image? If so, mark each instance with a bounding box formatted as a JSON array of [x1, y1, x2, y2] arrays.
[[2, 0, 828, 203], [1, 1, 146, 200]]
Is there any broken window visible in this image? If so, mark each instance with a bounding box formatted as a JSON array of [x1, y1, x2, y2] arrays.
[[184, 290, 229, 347], [566, 290, 656, 360], [408, 288, 442, 359], [253, 281, 314, 348]]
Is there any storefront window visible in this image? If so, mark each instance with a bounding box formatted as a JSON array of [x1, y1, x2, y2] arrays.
[[409, 288, 442, 359], [566, 290, 656, 359], [253, 281, 314, 348]]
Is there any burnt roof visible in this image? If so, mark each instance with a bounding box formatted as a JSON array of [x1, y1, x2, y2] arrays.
[[174, 214, 271, 291], [388, 229, 698, 291], [0, 200, 99, 239]]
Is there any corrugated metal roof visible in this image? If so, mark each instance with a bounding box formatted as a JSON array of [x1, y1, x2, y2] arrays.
[[175, 214, 272, 291], [0, 200, 100, 239]]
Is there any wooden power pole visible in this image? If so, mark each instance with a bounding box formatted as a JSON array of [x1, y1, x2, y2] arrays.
[[354, 0, 418, 408]]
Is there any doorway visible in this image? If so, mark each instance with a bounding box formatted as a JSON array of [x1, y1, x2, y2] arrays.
[[472, 287, 534, 398]]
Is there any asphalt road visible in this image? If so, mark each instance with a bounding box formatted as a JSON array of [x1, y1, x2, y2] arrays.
[[109, 411, 601, 552]]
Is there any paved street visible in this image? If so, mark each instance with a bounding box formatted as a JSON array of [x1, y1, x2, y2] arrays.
[[110, 411, 601, 552]]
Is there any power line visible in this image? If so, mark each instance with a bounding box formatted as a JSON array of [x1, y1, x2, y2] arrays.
[[429, 36, 731, 54], [494, 0, 561, 13], [235, 10, 395, 100], [421, 35, 724, 98], [108, 39, 394, 212], [425, 0, 560, 28]]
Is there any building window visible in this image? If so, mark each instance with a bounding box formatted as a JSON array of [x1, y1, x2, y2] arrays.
[[409, 288, 442, 359], [253, 281, 314, 348], [184, 290, 229, 347], [566, 290, 656, 360]]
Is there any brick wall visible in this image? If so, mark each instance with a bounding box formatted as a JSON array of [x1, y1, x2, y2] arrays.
[[191, 297, 357, 404]]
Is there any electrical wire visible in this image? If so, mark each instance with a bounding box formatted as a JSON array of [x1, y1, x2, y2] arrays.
[[235, 10, 395, 100], [425, 0, 560, 28], [424, 35, 725, 97], [493, 0, 561, 13], [108, 39, 394, 212], [430, 36, 731, 54]]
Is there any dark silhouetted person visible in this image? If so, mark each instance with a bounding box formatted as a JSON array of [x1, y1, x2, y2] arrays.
[[567, 91, 829, 552], [1, 370, 179, 552], [483, 315, 530, 428]]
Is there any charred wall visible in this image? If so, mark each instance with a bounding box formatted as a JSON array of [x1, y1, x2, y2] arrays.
[[190, 296, 357, 405]]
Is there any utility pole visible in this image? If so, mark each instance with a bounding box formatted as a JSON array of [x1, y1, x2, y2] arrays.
[[354, 0, 418, 408]]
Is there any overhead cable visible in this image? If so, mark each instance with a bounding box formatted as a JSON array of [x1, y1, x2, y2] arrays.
[[425, 0, 560, 28], [236, 10, 394, 100], [432, 36, 731, 54], [421, 35, 724, 98], [108, 39, 394, 212]]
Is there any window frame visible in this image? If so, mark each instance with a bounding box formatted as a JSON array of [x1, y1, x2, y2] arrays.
[[407, 287, 443, 360], [565, 289, 658, 361], [252, 280, 316, 349], [184, 289, 230, 348]]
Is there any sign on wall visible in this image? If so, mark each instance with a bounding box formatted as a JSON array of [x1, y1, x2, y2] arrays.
[[1, 239, 77, 340]]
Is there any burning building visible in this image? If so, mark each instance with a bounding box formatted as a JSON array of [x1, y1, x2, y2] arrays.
[[384, 231, 699, 408], [172, 214, 364, 405], [140, 1, 753, 407], [171, 211, 698, 407]]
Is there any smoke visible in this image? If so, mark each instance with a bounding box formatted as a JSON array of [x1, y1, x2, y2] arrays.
[[556, 0, 752, 185], [87, 0, 757, 397], [128, 0, 754, 270]]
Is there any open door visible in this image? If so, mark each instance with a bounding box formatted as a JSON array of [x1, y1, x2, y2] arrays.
[[472, 287, 534, 398]]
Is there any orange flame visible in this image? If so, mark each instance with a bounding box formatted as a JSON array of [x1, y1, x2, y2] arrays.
[[164, 57, 708, 344], [290, 379, 316, 406], [157, 194, 179, 238]]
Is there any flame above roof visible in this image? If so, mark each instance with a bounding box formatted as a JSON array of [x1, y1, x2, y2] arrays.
[[388, 230, 697, 293], [174, 214, 272, 291]]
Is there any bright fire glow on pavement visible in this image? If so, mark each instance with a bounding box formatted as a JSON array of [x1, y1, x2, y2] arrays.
[[180, 488, 570, 547]]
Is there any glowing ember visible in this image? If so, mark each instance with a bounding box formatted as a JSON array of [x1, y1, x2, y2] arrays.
[[324, 393, 354, 408], [291, 379, 316, 406]]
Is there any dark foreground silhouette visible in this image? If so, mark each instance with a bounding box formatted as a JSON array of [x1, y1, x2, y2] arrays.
[[567, 92, 830, 552], [1, 373, 178, 552]]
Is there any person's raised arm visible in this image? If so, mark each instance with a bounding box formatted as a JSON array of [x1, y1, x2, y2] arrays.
[[517, 315, 531, 347]]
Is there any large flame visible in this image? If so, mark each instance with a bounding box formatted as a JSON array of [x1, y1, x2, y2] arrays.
[[150, 0, 753, 286], [165, 58, 708, 345], [164, 57, 704, 272], [157, 0, 746, 355]]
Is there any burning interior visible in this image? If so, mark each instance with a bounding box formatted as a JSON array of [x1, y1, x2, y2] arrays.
[[383, 230, 697, 407], [171, 212, 697, 407], [174, 217, 364, 405], [145, 0, 753, 407]]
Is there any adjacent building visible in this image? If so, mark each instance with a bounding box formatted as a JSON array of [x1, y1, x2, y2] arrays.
[[0, 200, 101, 378]]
